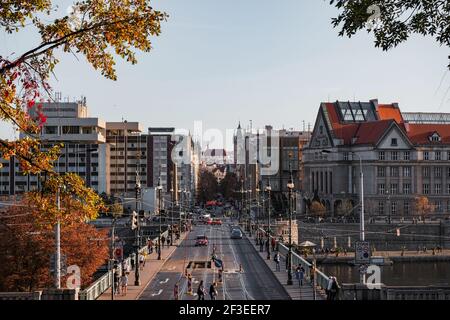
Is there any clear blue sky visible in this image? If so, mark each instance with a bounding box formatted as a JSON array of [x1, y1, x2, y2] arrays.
[[1, 0, 449, 149]]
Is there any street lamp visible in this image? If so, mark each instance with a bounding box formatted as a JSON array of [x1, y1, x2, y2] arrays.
[[255, 185, 260, 239], [170, 188, 174, 245], [156, 179, 163, 260], [286, 162, 295, 286], [265, 182, 272, 260], [134, 170, 142, 285]]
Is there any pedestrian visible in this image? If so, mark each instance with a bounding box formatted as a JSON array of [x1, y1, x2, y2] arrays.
[[167, 237, 171, 247], [161, 235, 166, 249], [139, 254, 145, 270], [326, 276, 333, 300], [295, 266, 305, 286], [271, 237, 276, 252], [148, 240, 154, 254], [121, 272, 128, 296], [114, 270, 121, 295], [197, 280, 206, 300], [330, 277, 340, 300], [218, 269, 223, 283], [209, 282, 218, 300], [174, 282, 179, 300], [274, 252, 281, 272]]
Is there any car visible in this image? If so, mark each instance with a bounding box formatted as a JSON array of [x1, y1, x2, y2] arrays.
[[231, 229, 243, 239], [211, 219, 222, 225], [195, 235, 209, 246]]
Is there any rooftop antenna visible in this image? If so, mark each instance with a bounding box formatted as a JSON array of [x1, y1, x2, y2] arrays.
[[303, 120, 305, 132]]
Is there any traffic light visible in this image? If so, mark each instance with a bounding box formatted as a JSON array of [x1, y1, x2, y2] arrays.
[[131, 211, 138, 230]]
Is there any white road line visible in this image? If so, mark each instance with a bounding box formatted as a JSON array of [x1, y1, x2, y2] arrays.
[[151, 289, 163, 296], [159, 278, 169, 284]]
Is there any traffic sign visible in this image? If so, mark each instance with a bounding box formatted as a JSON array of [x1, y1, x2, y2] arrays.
[[355, 241, 371, 264]]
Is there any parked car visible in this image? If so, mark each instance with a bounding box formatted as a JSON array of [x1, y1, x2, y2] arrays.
[[195, 235, 209, 246], [211, 219, 222, 225], [231, 229, 243, 239]]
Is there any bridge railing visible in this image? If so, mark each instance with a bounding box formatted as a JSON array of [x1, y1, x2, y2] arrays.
[[79, 230, 169, 300], [257, 228, 330, 292]]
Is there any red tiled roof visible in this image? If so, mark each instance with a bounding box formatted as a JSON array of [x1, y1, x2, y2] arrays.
[[354, 120, 395, 145], [406, 124, 450, 144], [377, 104, 404, 123]]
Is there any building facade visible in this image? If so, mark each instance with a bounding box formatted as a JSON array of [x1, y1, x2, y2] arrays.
[[303, 100, 450, 218], [1, 101, 110, 195]]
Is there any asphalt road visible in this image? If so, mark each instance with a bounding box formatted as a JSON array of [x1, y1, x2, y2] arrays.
[[138, 218, 290, 300]]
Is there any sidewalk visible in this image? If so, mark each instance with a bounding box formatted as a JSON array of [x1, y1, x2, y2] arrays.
[[98, 231, 189, 300], [244, 230, 326, 300]]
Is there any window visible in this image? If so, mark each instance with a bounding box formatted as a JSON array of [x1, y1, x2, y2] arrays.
[[390, 184, 398, 195], [435, 184, 442, 195], [434, 167, 442, 178], [448, 184, 450, 194], [390, 167, 399, 177], [391, 202, 397, 216], [448, 152, 450, 161], [403, 183, 411, 195], [447, 167, 450, 178], [404, 202, 410, 215], [379, 152, 385, 161], [343, 152, 349, 161], [377, 167, 386, 178], [423, 184, 430, 195], [430, 134, 441, 142], [378, 184, 386, 195], [391, 152, 398, 161], [403, 152, 410, 161], [403, 167, 411, 177], [44, 126, 58, 134], [435, 201, 442, 212], [378, 201, 385, 215], [423, 167, 430, 178], [424, 151, 430, 160], [436, 151, 442, 161], [391, 138, 398, 146]]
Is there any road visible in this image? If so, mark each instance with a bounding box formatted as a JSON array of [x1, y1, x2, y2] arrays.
[[138, 218, 290, 300]]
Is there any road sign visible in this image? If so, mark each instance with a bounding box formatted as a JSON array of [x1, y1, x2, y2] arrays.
[[355, 241, 371, 264]]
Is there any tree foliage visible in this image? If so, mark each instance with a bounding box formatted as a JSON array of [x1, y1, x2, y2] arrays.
[[0, 197, 109, 291], [330, 0, 450, 68], [336, 199, 354, 217], [414, 195, 435, 219], [219, 171, 239, 200], [198, 170, 219, 204], [310, 201, 326, 217], [0, 0, 167, 173]]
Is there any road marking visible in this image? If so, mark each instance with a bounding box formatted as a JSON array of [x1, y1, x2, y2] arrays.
[[152, 289, 163, 296], [167, 266, 176, 271], [159, 278, 169, 284]]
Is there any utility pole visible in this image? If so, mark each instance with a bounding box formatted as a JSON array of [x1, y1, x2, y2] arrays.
[[287, 158, 294, 286], [134, 170, 141, 286], [157, 178, 163, 260], [170, 188, 174, 246], [55, 187, 61, 289], [265, 182, 272, 260], [110, 216, 117, 300]]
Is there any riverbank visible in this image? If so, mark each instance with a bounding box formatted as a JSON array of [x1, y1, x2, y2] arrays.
[[305, 249, 450, 265]]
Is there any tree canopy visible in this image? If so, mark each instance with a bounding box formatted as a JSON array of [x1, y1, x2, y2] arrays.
[[330, 0, 450, 68], [0, 0, 167, 173]]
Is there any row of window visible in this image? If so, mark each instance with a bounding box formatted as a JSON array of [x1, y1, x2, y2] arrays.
[[378, 200, 449, 215], [378, 183, 450, 195], [377, 166, 450, 178], [379, 151, 450, 161]]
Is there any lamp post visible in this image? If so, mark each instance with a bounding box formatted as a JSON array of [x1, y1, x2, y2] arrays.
[[156, 179, 163, 260], [134, 170, 142, 286], [256, 185, 260, 239], [170, 188, 174, 245], [248, 189, 253, 235], [287, 161, 295, 286], [265, 182, 272, 260]]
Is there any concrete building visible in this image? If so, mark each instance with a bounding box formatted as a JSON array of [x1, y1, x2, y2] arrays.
[[303, 99, 450, 218], [1, 100, 110, 195]]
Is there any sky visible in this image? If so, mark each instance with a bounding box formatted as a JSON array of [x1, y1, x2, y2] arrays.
[[1, 0, 450, 150]]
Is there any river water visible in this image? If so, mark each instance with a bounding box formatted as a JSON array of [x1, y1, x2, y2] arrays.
[[321, 262, 450, 286]]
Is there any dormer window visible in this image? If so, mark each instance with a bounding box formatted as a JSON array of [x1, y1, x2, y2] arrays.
[[391, 138, 398, 146], [430, 133, 441, 142]]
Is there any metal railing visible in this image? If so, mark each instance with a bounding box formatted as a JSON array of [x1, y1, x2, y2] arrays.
[[257, 227, 330, 291], [79, 230, 169, 300]]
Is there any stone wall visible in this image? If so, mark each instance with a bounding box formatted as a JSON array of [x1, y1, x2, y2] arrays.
[[298, 221, 450, 251]]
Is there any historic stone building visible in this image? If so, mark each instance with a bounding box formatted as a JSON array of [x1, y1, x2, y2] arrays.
[[303, 99, 450, 218]]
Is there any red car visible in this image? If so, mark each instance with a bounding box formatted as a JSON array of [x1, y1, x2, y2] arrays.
[[195, 235, 209, 246], [211, 219, 223, 225], [205, 218, 213, 225]]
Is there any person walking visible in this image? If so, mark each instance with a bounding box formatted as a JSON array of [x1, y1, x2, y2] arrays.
[[114, 270, 121, 295], [330, 277, 340, 300], [209, 282, 218, 300], [139, 254, 145, 270], [274, 252, 281, 272], [174, 282, 179, 300], [161, 235, 166, 249], [197, 280, 206, 300], [326, 276, 334, 300], [295, 266, 305, 286], [121, 272, 128, 296]]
